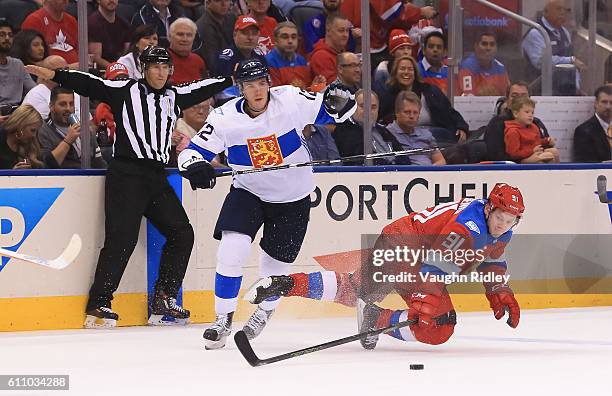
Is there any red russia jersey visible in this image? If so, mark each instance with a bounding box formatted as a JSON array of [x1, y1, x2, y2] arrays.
[[384, 198, 512, 274], [457, 54, 510, 96]]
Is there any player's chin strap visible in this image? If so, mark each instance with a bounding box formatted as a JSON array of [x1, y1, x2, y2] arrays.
[[215, 147, 446, 178]]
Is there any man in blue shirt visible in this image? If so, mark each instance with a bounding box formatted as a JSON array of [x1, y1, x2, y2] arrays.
[[386, 91, 446, 166], [302, 0, 357, 54], [522, 0, 585, 95]]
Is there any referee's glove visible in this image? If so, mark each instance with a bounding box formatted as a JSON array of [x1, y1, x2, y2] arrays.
[[180, 161, 216, 190]]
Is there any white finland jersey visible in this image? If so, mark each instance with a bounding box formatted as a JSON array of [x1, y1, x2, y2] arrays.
[[181, 85, 336, 203]]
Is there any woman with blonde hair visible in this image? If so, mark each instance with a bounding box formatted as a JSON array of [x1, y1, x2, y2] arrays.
[[0, 104, 52, 169], [375, 55, 469, 143]]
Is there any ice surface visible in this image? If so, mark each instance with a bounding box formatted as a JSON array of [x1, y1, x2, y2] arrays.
[[1, 307, 610, 395]]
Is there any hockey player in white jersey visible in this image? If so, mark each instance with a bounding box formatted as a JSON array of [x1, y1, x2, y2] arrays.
[[178, 59, 356, 349]]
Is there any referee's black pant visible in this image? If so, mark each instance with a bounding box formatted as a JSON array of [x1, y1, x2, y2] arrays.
[[86, 157, 194, 312]]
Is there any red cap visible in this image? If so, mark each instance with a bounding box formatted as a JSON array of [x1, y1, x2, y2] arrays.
[[234, 15, 259, 31], [388, 29, 415, 54], [105, 62, 129, 80]]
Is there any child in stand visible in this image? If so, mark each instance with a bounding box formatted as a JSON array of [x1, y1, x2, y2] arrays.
[[504, 96, 559, 163]]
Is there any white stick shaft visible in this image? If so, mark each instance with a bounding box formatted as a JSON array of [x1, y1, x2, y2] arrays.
[[0, 234, 82, 270], [217, 147, 440, 178]]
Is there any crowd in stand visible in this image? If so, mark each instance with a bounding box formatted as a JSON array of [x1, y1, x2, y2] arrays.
[[0, 0, 611, 170]]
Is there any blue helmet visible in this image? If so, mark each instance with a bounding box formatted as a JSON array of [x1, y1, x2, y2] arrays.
[[234, 59, 270, 84]]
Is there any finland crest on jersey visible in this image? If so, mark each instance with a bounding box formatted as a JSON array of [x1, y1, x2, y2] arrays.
[[183, 85, 335, 203]]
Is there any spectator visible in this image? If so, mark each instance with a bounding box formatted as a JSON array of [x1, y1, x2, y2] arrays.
[[38, 86, 107, 169], [88, 0, 132, 69], [418, 30, 448, 94], [522, 0, 584, 95], [231, 0, 287, 23], [0, 20, 36, 106], [376, 55, 468, 143], [167, 18, 207, 84], [22, 55, 85, 120], [504, 96, 559, 163], [0, 104, 54, 169], [245, 0, 277, 55], [408, 22, 440, 59], [385, 90, 446, 165], [21, 0, 79, 67], [335, 51, 361, 92], [131, 0, 184, 48], [266, 21, 326, 91], [93, 61, 131, 152], [484, 81, 551, 161], [302, 124, 340, 161], [177, 0, 205, 21], [458, 32, 510, 97], [340, 0, 436, 68], [215, 15, 266, 77], [333, 89, 408, 165], [309, 13, 349, 84], [494, 81, 529, 116], [574, 85, 612, 162], [117, 24, 159, 80], [214, 15, 267, 103], [195, 0, 237, 73], [302, 0, 357, 55], [373, 29, 415, 95], [170, 99, 211, 160], [9, 29, 48, 67]]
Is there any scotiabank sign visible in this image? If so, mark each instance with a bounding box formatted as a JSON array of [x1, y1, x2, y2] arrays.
[[439, 0, 521, 40]]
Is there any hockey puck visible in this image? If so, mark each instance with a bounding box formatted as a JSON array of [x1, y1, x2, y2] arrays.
[[410, 364, 425, 370]]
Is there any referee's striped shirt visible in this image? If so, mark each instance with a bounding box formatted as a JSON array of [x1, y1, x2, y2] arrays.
[[52, 69, 232, 164]]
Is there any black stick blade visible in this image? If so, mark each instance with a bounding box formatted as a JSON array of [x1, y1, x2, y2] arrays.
[[234, 331, 262, 367], [597, 175, 610, 204]]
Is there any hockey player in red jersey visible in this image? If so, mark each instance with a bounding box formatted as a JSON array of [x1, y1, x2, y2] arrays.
[[245, 183, 524, 348]]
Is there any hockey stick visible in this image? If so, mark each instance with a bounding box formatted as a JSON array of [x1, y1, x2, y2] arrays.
[[0, 234, 82, 270], [234, 318, 417, 367], [597, 175, 611, 204], [216, 147, 442, 178]]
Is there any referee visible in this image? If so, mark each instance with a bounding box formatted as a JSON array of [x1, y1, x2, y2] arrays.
[[26, 47, 232, 328]]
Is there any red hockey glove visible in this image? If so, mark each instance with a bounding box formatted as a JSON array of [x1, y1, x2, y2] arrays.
[[408, 292, 441, 331], [485, 286, 520, 328]]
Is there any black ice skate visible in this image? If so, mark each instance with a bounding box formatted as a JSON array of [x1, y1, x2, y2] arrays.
[[204, 312, 233, 350], [244, 275, 294, 304], [148, 290, 190, 326], [242, 307, 275, 340], [357, 299, 383, 350], [84, 306, 119, 329]]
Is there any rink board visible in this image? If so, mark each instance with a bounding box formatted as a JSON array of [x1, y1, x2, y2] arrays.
[[0, 165, 611, 331]]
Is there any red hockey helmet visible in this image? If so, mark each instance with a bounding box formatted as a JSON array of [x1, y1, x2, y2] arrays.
[[488, 183, 525, 217]]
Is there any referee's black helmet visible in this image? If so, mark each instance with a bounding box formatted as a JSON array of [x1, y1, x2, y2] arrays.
[[139, 46, 172, 66]]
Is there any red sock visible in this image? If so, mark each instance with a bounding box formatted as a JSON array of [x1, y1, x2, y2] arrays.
[[287, 273, 309, 297], [376, 308, 394, 329]]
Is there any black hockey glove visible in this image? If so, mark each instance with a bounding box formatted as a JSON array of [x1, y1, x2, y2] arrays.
[[179, 161, 216, 190], [323, 82, 356, 123]]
